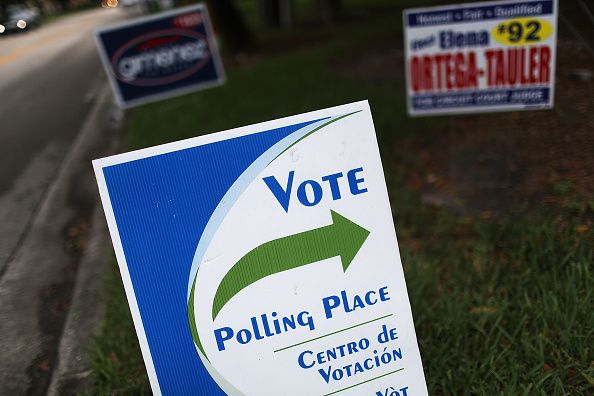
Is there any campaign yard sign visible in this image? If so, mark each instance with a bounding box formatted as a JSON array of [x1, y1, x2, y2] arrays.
[[95, 4, 224, 108], [94, 101, 428, 395], [404, 0, 558, 116]]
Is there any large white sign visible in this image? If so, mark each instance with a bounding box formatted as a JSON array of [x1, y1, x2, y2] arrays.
[[94, 101, 427, 395], [404, 0, 558, 116]]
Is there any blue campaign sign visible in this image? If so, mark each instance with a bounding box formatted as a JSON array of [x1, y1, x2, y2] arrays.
[[94, 102, 428, 395], [95, 4, 224, 108]]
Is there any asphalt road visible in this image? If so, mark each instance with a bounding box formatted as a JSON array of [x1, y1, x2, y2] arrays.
[[0, 7, 126, 274], [0, 7, 128, 394]]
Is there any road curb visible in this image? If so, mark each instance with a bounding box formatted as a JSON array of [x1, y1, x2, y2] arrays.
[[45, 208, 113, 396], [45, 86, 123, 396]]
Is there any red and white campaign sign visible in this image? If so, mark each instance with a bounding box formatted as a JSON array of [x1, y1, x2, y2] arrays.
[[404, 0, 558, 116]]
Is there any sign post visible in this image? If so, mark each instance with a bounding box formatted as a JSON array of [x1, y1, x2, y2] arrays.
[[404, 0, 558, 116], [95, 4, 225, 108], [94, 101, 428, 395]]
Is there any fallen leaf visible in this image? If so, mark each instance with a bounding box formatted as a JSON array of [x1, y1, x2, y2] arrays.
[[110, 351, 120, 364], [37, 359, 50, 372], [470, 306, 497, 314], [576, 224, 589, 233]]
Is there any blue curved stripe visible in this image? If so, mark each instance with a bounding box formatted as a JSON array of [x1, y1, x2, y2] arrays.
[[185, 112, 356, 395], [185, 116, 338, 298]]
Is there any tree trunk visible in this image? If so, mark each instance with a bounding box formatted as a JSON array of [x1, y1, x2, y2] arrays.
[[317, 0, 342, 24], [206, 0, 252, 53], [259, 0, 280, 27]]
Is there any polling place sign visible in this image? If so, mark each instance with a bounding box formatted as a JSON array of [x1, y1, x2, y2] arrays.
[[404, 0, 558, 116], [94, 101, 427, 395], [95, 4, 224, 108]]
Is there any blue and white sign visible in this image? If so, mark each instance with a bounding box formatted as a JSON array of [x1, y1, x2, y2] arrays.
[[94, 101, 428, 395], [404, 0, 558, 116], [95, 4, 224, 108]]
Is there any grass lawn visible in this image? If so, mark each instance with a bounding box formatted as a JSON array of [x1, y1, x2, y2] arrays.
[[88, 2, 594, 394]]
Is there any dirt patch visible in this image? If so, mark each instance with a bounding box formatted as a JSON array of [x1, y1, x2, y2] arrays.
[[403, 36, 594, 215], [335, 12, 594, 215]]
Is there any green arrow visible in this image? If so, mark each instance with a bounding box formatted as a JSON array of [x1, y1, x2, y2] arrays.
[[211, 210, 370, 320]]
